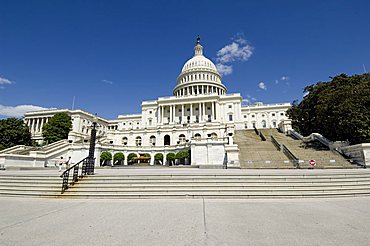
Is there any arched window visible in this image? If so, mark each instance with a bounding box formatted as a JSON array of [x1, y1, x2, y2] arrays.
[[164, 135, 171, 146], [122, 137, 128, 146], [194, 133, 201, 141], [135, 136, 142, 146], [262, 120, 267, 128], [150, 136, 156, 146], [179, 134, 186, 144]]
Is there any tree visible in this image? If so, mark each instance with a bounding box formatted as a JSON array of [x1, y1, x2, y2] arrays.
[[175, 150, 189, 165], [100, 151, 112, 166], [154, 153, 163, 164], [0, 118, 32, 150], [287, 73, 370, 144], [42, 112, 72, 144], [166, 152, 176, 166], [113, 152, 125, 165], [127, 153, 138, 164]]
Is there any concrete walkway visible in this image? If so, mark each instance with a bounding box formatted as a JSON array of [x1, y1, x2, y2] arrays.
[[1, 196, 370, 245]]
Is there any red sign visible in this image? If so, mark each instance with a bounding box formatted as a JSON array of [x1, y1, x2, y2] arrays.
[[309, 159, 316, 167]]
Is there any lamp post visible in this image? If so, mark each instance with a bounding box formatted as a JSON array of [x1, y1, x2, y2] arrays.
[[87, 120, 97, 175]]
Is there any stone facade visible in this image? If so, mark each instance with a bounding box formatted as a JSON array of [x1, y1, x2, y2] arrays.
[[22, 38, 290, 167]]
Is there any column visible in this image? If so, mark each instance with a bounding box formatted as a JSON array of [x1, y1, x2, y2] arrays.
[[211, 102, 214, 121], [190, 104, 193, 123], [181, 104, 184, 124], [157, 107, 161, 124], [216, 102, 221, 121], [203, 102, 206, 122], [199, 103, 202, 122], [40, 118, 44, 131], [35, 118, 40, 133], [170, 105, 173, 123], [214, 102, 217, 120], [29, 119, 33, 134]]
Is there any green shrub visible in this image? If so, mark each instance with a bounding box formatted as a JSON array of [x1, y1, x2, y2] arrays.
[[100, 151, 112, 165], [127, 153, 138, 163], [166, 152, 176, 165], [154, 153, 163, 164], [113, 152, 125, 165]]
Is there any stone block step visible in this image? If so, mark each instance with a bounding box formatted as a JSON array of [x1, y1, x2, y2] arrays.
[[59, 190, 370, 199]]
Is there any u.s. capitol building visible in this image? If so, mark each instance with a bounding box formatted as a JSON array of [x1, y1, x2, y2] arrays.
[[23, 37, 291, 167]]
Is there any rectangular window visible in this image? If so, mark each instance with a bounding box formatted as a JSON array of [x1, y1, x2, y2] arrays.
[[228, 105, 232, 108], [228, 114, 233, 121]]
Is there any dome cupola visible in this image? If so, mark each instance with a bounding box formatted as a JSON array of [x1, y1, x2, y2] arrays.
[[173, 36, 227, 97]]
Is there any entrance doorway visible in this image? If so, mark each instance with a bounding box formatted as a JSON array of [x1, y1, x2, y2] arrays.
[[164, 135, 171, 146]]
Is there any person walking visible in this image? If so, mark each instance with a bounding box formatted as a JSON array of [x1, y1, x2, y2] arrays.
[[65, 157, 71, 169], [58, 157, 64, 172]]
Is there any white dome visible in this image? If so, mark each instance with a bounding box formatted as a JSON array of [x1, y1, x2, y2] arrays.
[[181, 55, 218, 74], [173, 36, 227, 97]]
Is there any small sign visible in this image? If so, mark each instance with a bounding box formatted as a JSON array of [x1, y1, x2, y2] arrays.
[[309, 159, 316, 167]]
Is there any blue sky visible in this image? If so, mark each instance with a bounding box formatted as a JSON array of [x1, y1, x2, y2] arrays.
[[1, 0, 369, 119]]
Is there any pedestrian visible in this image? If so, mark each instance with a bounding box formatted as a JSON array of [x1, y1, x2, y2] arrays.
[[65, 157, 71, 169], [58, 157, 64, 172]]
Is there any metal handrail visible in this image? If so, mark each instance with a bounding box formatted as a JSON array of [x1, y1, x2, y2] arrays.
[[259, 131, 266, 141], [270, 135, 281, 151], [60, 157, 94, 193], [253, 126, 266, 141], [282, 144, 300, 168]]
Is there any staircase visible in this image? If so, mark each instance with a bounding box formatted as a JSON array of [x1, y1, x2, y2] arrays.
[[234, 130, 293, 168], [1, 170, 370, 198], [61, 170, 370, 198], [265, 129, 355, 169], [0, 172, 62, 197]]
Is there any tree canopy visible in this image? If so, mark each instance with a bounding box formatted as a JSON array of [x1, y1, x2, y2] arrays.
[[127, 153, 138, 162], [113, 152, 125, 165], [0, 118, 32, 150], [42, 112, 72, 144], [287, 73, 370, 144]]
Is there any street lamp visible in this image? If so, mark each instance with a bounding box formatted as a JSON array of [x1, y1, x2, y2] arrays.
[[87, 116, 98, 175]]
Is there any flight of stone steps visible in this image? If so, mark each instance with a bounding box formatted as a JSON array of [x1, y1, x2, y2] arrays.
[[0, 172, 61, 197], [263, 129, 355, 169], [234, 130, 293, 168], [1, 170, 370, 198]]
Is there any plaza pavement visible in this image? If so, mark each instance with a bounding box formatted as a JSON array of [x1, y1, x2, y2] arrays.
[[1, 195, 370, 245]]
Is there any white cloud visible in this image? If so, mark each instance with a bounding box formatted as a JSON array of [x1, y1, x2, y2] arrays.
[[216, 41, 253, 63], [101, 79, 113, 85], [258, 82, 267, 90], [216, 64, 233, 76], [275, 79, 279, 84], [242, 94, 257, 105], [280, 76, 289, 81], [0, 76, 13, 85], [0, 105, 49, 118], [215, 34, 253, 76]]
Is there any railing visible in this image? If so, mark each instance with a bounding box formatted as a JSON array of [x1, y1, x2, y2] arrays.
[[253, 126, 266, 141], [282, 144, 300, 168], [271, 135, 281, 151], [60, 157, 95, 194], [288, 129, 304, 140]]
